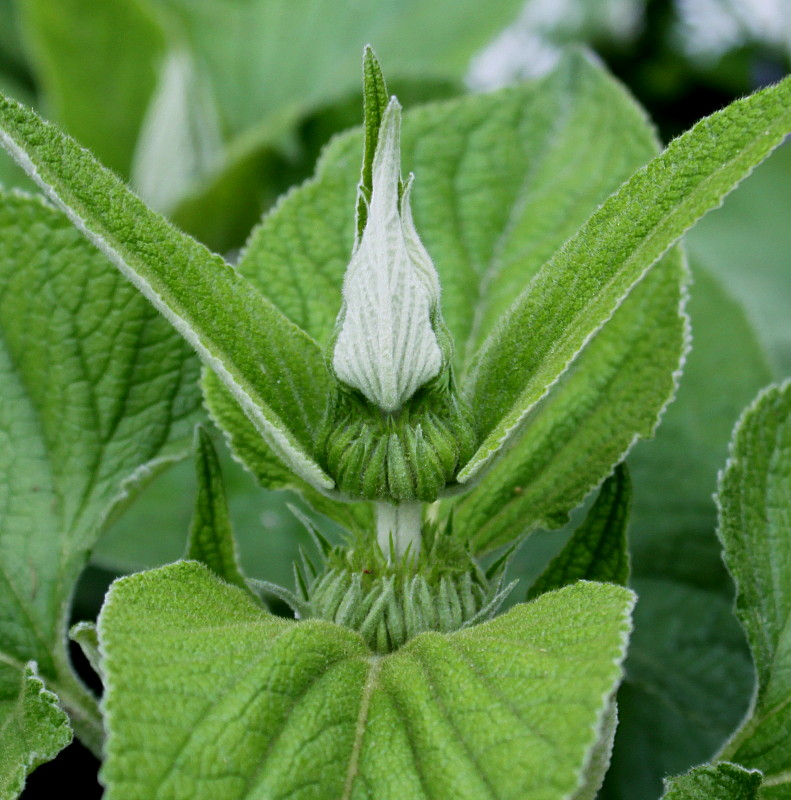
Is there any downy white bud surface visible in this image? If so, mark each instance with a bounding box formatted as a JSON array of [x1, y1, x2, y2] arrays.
[[332, 98, 443, 412]]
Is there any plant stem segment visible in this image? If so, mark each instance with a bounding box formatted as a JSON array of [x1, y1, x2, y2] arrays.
[[376, 502, 422, 558]]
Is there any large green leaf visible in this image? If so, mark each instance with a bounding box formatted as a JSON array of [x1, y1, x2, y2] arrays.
[[601, 262, 769, 800], [661, 763, 762, 800], [603, 578, 753, 799], [460, 72, 791, 484], [0, 662, 72, 800], [0, 89, 334, 491], [99, 560, 633, 799], [0, 190, 201, 752], [17, 0, 165, 176], [717, 382, 791, 797]]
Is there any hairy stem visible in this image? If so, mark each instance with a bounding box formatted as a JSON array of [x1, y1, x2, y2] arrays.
[[52, 655, 104, 757], [376, 502, 422, 558]]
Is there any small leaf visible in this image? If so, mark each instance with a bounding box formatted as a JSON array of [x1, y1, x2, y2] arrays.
[[717, 381, 791, 793], [99, 561, 634, 799], [357, 45, 390, 238], [527, 464, 631, 600], [0, 662, 72, 800], [0, 90, 334, 491], [661, 763, 762, 800], [69, 622, 102, 682], [186, 426, 257, 599], [460, 72, 791, 484]]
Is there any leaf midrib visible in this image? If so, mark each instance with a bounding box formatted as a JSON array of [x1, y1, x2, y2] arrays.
[[341, 655, 381, 800]]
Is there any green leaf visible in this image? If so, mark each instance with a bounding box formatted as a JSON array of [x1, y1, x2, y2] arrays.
[[452, 247, 686, 552], [661, 762, 762, 800], [357, 45, 391, 239], [99, 561, 634, 799], [600, 262, 772, 800], [460, 72, 791, 484], [17, 0, 166, 175], [0, 90, 334, 491], [0, 190, 201, 752], [186, 426, 257, 599], [717, 382, 791, 795], [0, 662, 72, 800], [527, 464, 631, 600], [602, 578, 753, 800]]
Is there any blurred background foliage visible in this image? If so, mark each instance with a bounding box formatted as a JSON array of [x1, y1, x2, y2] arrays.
[[2, 0, 788, 798]]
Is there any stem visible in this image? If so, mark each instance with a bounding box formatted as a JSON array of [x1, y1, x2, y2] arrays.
[[51, 666, 104, 758], [376, 502, 422, 558]]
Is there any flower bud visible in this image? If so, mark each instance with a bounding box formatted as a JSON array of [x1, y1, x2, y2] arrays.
[[332, 98, 443, 413], [321, 94, 476, 504]]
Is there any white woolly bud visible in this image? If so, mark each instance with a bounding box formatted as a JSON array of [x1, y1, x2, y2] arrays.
[[332, 98, 443, 412]]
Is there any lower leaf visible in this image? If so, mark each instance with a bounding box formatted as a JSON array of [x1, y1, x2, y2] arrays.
[[99, 561, 634, 800], [0, 661, 72, 800]]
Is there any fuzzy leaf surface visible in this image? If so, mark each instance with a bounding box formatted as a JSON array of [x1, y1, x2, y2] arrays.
[[202, 368, 373, 535], [527, 464, 631, 600], [0, 662, 72, 800], [662, 763, 762, 800], [99, 561, 633, 800], [718, 382, 791, 797], [460, 72, 791, 483], [0, 90, 333, 490], [0, 190, 201, 750]]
